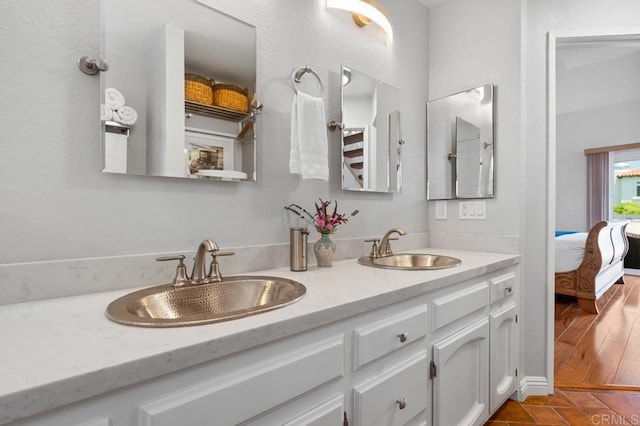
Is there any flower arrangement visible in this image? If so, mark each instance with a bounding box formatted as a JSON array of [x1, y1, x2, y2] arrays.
[[285, 199, 359, 234]]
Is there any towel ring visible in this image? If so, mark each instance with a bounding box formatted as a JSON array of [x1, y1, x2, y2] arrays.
[[291, 67, 325, 97]]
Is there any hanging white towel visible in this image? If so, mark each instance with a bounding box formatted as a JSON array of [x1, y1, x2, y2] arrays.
[[289, 92, 329, 180], [114, 105, 138, 126], [105, 88, 126, 110]]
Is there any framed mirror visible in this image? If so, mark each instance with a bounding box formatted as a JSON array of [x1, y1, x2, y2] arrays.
[[101, 0, 257, 181], [427, 84, 494, 200], [341, 66, 402, 193]]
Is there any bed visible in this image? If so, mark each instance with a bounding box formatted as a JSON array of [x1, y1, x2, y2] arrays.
[[554, 220, 630, 314]]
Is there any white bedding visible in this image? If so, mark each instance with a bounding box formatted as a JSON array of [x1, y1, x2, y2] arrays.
[[555, 232, 588, 273]]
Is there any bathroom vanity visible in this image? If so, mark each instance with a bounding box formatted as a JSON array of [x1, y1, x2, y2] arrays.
[[0, 249, 518, 426]]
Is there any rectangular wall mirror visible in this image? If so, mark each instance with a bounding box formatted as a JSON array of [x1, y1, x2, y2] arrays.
[[341, 66, 403, 193], [101, 0, 257, 181], [427, 84, 494, 199]]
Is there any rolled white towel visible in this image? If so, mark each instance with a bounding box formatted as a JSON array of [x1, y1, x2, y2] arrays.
[[100, 104, 113, 122], [114, 105, 138, 126], [105, 88, 126, 110]]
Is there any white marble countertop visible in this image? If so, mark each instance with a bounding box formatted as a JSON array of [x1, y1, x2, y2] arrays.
[[0, 248, 519, 424]]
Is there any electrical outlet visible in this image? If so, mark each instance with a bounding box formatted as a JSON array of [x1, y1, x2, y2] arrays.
[[459, 200, 486, 220], [435, 201, 447, 220]]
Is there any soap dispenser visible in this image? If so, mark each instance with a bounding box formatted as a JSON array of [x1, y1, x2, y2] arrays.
[[289, 227, 309, 271]]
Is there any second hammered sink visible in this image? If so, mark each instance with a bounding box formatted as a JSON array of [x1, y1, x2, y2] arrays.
[[358, 253, 461, 270], [106, 276, 306, 327]]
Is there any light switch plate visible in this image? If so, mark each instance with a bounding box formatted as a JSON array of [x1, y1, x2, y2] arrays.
[[459, 200, 486, 220], [435, 201, 447, 220]]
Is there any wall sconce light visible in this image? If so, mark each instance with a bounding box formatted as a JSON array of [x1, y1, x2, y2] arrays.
[[327, 0, 393, 43]]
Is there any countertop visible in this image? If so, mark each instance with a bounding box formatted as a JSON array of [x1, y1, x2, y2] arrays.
[[0, 248, 519, 424]]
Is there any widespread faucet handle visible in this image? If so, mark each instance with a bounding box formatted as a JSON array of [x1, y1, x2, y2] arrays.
[[206, 250, 235, 282], [156, 255, 190, 287], [209, 250, 235, 257], [364, 238, 381, 259]]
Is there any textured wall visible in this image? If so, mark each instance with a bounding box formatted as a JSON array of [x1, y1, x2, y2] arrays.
[[0, 0, 429, 264], [426, 0, 523, 241]]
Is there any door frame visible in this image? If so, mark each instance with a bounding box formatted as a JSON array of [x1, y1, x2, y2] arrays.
[[546, 28, 640, 392]]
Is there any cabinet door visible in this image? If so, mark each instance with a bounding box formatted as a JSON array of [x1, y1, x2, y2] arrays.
[[432, 318, 489, 426], [489, 303, 517, 412]]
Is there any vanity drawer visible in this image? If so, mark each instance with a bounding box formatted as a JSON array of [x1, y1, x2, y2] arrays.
[[353, 351, 428, 426], [432, 282, 489, 332], [138, 336, 344, 426], [281, 394, 344, 426], [353, 305, 428, 370], [490, 272, 516, 304]]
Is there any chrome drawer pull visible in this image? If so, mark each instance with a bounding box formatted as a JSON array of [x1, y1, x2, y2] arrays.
[[396, 398, 407, 410], [397, 332, 408, 343]]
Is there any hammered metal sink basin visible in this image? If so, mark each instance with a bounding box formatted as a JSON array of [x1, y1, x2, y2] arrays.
[[358, 254, 461, 270], [106, 276, 306, 327]]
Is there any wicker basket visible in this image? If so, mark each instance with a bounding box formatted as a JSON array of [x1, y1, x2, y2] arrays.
[[185, 73, 213, 105], [212, 83, 249, 112]]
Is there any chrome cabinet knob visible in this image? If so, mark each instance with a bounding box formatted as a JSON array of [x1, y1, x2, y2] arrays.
[[396, 398, 407, 410], [397, 332, 408, 343]]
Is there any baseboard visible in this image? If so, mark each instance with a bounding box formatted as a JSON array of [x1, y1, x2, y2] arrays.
[[624, 268, 640, 276], [518, 376, 552, 401]]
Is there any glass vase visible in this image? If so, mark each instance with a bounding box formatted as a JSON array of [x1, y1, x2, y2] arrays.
[[314, 232, 336, 267]]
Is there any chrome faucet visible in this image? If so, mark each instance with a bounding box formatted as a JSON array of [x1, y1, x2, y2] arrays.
[[379, 228, 407, 257], [191, 239, 219, 284]]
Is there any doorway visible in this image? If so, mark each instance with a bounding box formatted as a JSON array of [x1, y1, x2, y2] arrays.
[[548, 30, 640, 390]]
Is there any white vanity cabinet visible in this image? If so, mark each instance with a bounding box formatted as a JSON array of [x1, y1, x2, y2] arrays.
[[12, 300, 431, 426], [430, 268, 518, 426], [11, 332, 347, 426], [7, 261, 519, 426]]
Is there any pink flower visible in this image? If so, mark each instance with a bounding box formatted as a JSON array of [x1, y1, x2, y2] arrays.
[[285, 199, 358, 234]]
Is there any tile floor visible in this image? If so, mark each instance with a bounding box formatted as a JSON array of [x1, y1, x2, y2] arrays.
[[485, 388, 640, 425]]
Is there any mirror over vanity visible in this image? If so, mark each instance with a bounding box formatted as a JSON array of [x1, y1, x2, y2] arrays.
[[101, 0, 257, 181], [340, 66, 403, 193], [427, 84, 494, 200]]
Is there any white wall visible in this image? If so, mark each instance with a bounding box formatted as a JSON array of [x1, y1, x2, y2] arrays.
[[0, 0, 429, 265], [525, 0, 640, 379], [427, 0, 523, 246], [556, 51, 640, 231]]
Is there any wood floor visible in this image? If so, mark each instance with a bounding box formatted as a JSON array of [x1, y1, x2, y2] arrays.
[[486, 388, 640, 425], [485, 275, 640, 424], [555, 274, 640, 388]]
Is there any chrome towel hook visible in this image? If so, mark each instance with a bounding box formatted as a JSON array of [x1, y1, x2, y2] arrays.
[[291, 66, 325, 97], [77, 56, 109, 76], [327, 120, 345, 131]]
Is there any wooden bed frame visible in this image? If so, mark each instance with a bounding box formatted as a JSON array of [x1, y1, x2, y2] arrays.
[[555, 221, 630, 314]]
